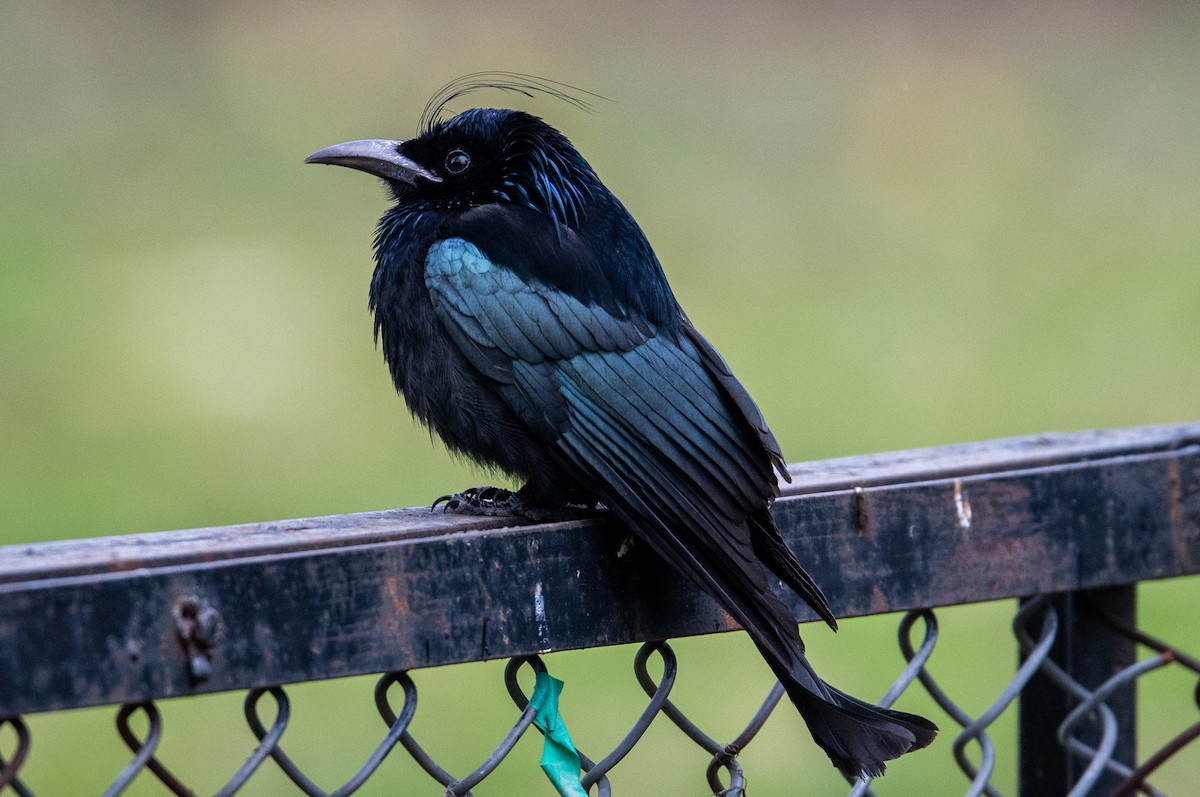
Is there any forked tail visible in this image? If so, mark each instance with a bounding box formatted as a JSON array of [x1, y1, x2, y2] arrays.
[[782, 665, 939, 779]]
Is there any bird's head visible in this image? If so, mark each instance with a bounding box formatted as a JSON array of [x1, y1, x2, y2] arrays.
[[306, 107, 601, 230]]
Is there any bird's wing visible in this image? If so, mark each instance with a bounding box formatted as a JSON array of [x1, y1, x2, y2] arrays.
[[426, 231, 817, 664], [683, 325, 791, 484], [423, 227, 895, 767], [424, 235, 774, 525], [681, 326, 835, 627], [425, 214, 838, 630]]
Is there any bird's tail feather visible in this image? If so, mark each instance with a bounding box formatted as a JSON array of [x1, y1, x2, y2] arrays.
[[782, 667, 938, 779]]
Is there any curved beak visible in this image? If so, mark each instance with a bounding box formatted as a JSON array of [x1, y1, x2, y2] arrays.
[[304, 139, 441, 185]]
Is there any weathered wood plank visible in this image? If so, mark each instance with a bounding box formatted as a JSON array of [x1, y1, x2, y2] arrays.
[[5, 423, 1195, 585], [1, 424, 1197, 717]]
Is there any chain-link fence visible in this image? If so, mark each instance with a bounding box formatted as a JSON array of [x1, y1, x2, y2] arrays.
[[2, 424, 1199, 795], [3, 595, 1198, 796]]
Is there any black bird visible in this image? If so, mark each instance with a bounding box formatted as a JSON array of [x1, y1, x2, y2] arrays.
[[306, 79, 936, 778]]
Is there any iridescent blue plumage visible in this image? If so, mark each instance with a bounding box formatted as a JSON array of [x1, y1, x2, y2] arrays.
[[307, 102, 937, 777]]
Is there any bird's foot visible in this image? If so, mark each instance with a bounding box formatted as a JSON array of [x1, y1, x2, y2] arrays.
[[433, 486, 524, 516], [433, 486, 600, 522]]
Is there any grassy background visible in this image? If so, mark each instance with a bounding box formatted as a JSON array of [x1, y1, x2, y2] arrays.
[[2, 1, 1198, 794]]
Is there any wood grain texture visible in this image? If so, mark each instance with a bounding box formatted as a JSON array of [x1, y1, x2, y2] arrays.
[[2, 423, 1197, 717]]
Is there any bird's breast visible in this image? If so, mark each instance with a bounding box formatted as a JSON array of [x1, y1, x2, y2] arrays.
[[369, 242, 550, 481]]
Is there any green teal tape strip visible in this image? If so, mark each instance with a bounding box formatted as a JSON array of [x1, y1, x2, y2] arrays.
[[529, 671, 588, 797]]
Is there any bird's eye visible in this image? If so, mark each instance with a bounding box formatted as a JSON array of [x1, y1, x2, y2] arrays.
[[445, 149, 471, 174]]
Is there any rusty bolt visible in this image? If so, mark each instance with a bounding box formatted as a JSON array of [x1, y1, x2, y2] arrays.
[[174, 595, 222, 685]]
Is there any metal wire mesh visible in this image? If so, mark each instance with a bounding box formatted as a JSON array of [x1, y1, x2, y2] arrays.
[[2, 594, 1197, 797]]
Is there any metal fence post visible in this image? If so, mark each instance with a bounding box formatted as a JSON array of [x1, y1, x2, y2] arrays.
[[1018, 586, 1137, 796]]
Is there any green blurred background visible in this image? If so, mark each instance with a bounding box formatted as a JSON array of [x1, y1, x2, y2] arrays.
[[2, 1, 1198, 794]]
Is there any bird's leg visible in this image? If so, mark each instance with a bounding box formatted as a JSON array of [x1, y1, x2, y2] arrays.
[[433, 484, 601, 521]]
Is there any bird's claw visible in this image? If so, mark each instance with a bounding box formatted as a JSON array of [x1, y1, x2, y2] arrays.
[[432, 487, 602, 521], [432, 486, 524, 516]]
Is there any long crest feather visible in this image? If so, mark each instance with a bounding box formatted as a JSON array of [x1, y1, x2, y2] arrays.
[[419, 72, 607, 134]]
